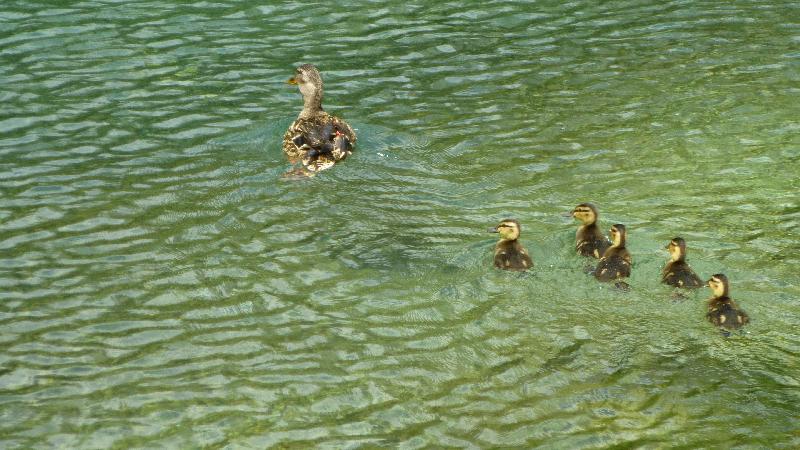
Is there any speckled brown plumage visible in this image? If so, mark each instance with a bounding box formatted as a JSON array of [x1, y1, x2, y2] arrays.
[[283, 64, 356, 173], [283, 113, 355, 171]]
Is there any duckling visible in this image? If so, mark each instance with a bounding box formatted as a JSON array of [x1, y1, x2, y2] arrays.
[[594, 224, 631, 282], [662, 237, 703, 288], [571, 203, 611, 258], [283, 64, 356, 173], [489, 219, 533, 271], [706, 274, 749, 330]]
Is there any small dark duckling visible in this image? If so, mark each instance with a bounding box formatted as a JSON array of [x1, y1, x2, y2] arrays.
[[594, 224, 631, 283], [706, 274, 749, 330], [662, 237, 703, 288], [571, 203, 611, 258], [489, 219, 533, 271], [283, 64, 356, 174]]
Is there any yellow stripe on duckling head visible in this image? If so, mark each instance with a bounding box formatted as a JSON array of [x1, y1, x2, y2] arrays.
[[493, 219, 521, 241]]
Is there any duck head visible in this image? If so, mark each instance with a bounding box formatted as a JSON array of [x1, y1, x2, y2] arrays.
[[289, 64, 324, 116]]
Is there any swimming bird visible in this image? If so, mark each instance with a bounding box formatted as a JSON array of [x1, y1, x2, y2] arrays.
[[594, 224, 631, 283], [571, 203, 611, 258], [283, 64, 356, 173], [662, 237, 703, 288], [706, 274, 749, 330], [489, 219, 533, 271]]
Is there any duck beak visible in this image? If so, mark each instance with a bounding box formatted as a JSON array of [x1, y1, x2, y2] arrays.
[[665, 243, 671, 249], [287, 77, 298, 85], [488, 227, 499, 233], [563, 210, 575, 218], [706, 278, 713, 287]]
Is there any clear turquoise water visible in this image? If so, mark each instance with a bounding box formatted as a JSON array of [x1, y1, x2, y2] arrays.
[[1, 1, 799, 448]]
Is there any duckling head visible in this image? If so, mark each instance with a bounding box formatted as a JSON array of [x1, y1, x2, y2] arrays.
[[609, 224, 626, 247], [489, 219, 521, 241], [288, 64, 324, 115], [707, 273, 729, 298], [572, 203, 599, 226], [666, 237, 687, 262]]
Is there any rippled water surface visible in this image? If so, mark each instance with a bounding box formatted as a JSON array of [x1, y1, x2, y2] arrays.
[[2, 1, 800, 448]]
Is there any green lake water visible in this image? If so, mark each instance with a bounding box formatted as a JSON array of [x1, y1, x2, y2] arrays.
[[2, 1, 799, 448]]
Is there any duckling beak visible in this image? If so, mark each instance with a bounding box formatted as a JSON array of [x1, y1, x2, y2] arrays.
[[705, 278, 713, 287], [563, 210, 575, 218], [488, 227, 499, 233], [665, 243, 671, 249], [287, 77, 298, 85]]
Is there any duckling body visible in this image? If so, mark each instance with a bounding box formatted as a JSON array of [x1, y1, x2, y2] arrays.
[[706, 274, 749, 330], [594, 224, 631, 282], [283, 64, 356, 173], [663, 261, 703, 288], [707, 298, 750, 329], [494, 239, 533, 271], [489, 219, 533, 272], [662, 237, 703, 288], [571, 203, 611, 258]]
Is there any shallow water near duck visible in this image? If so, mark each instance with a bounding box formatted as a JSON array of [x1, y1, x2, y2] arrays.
[[1, 1, 799, 448]]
